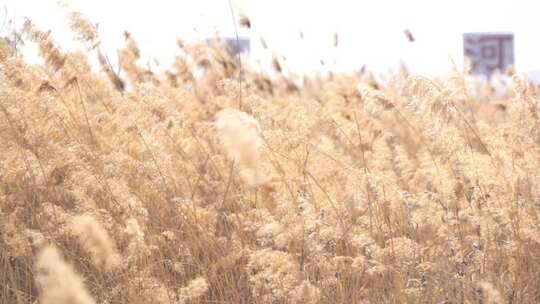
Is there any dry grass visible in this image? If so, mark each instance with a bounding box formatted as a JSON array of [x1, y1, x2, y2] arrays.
[[1, 12, 540, 304]]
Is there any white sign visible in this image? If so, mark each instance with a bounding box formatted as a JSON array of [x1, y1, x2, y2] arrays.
[[463, 33, 514, 77]]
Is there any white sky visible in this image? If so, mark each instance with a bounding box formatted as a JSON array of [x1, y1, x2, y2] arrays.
[[2, 0, 540, 78]]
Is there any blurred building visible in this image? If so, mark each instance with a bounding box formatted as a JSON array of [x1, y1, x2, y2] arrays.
[[463, 32, 514, 78], [206, 37, 250, 56]]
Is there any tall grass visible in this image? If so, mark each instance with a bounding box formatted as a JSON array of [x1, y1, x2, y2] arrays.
[[1, 11, 539, 304]]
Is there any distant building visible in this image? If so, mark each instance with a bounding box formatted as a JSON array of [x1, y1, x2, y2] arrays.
[[206, 37, 250, 56], [463, 33, 514, 77]]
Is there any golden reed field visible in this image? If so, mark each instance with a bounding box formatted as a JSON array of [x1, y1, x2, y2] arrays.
[[1, 12, 540, 304]]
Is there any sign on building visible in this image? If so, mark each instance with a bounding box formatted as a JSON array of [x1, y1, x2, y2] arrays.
[[463, 33, 514, 77]]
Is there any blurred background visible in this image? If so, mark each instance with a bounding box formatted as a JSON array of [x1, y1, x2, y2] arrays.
[[1, 0, 539, 81]]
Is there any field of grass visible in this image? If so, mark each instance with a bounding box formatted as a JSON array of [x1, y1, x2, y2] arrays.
[[1, 12, 540, 304]]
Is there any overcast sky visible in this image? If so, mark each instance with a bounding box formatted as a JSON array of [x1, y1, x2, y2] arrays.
[[2, 0, 539, 78]]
